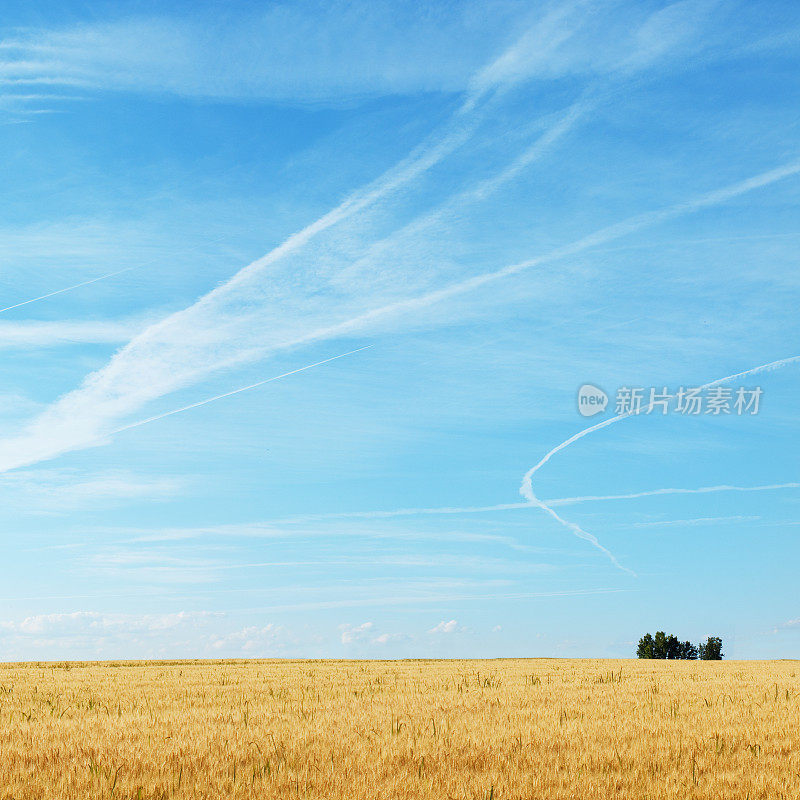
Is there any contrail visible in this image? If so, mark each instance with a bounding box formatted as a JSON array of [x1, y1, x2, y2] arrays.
[[549, 482, 800, 507], [0, 89, 545, 317], [0, 96, 483, 317], [261, 482, 799, 523], [201, 15, 564, 300], [268, 158, 800, 351], [0, 266, 137, 315], [3, 14, 568, 318], [0, 41, 492, 317], [3, 83, 798, 481], [522, 355, 800, 487], [0, 30, 625, 477], [519, 355, 800, 572], [334, 93, 596, 288], [540, 499, 636, 574], [1, 345, 372, 464], [110, 345, 372, 436], [0, 235, 228, 315], [626, 515, 760, 529]]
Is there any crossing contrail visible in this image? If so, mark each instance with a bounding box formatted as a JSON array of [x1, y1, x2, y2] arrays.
[[267, 158, 800, 350], [0, 9, 590, 322], [519, 354, 800, 573]]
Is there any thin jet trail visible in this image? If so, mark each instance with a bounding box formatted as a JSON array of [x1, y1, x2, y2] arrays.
[[0, 235, 228, 315], [261, 482, 799, 523], [0, 267, 136, 314], [519, 354, 800, 572], [0, 345, 372, 466], [110, 345, 372, 436], [549, 481, 800, 507]]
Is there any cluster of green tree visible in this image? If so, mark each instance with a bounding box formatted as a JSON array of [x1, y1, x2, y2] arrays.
[[637, 632, 723, 660]]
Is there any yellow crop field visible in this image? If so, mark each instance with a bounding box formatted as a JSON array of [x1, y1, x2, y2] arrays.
[[0, 658, 797, 799]]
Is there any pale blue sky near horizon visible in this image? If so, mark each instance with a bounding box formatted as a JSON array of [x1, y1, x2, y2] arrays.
[[1, 0, 799, 660]]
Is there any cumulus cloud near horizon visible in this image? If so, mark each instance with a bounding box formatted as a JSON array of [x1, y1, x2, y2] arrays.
[[429, 619, 460, 634], [0, 610, 295, 660]]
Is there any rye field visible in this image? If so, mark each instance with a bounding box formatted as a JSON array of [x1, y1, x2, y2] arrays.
[[0, 658, 797, 799]]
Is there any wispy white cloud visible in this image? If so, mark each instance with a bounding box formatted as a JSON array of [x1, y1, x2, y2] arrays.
[[118, 522, 525, 549], [0, 584, 625, 617], [0, 2, 529, 104], [773, 617, 800, 633], [67, 540, 554, 585], [0, 23, 579, 471], [0, 468, 184, 513], [81, 548, 224, 585], [3, 609, 214, 636], [0, 610, 296, 659], [0, 317, 149, 349], [0, 92, 86, 118], [0, 392, 42, 418], [0, 217, 171, 261], [0, 1, 722, 106], [208, 623, 285, 654]]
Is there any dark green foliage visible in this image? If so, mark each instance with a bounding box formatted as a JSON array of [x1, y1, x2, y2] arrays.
[[665, 634, 681, 659], [636, 633, 654, 659], [698, 636, 723, 660], [676, 640, 698, 660], [653, 631, 670, 658], [636, 632, 717, 660]]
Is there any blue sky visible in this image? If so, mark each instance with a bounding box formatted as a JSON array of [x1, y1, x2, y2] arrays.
[[1, 0, 799, 660]]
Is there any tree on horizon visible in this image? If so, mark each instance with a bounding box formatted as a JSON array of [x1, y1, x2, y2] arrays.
[[637, 631, 711, 660], [698, 636, 723, 660]]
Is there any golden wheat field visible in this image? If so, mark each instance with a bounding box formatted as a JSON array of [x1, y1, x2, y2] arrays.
[[0, 658, 798, 799]]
